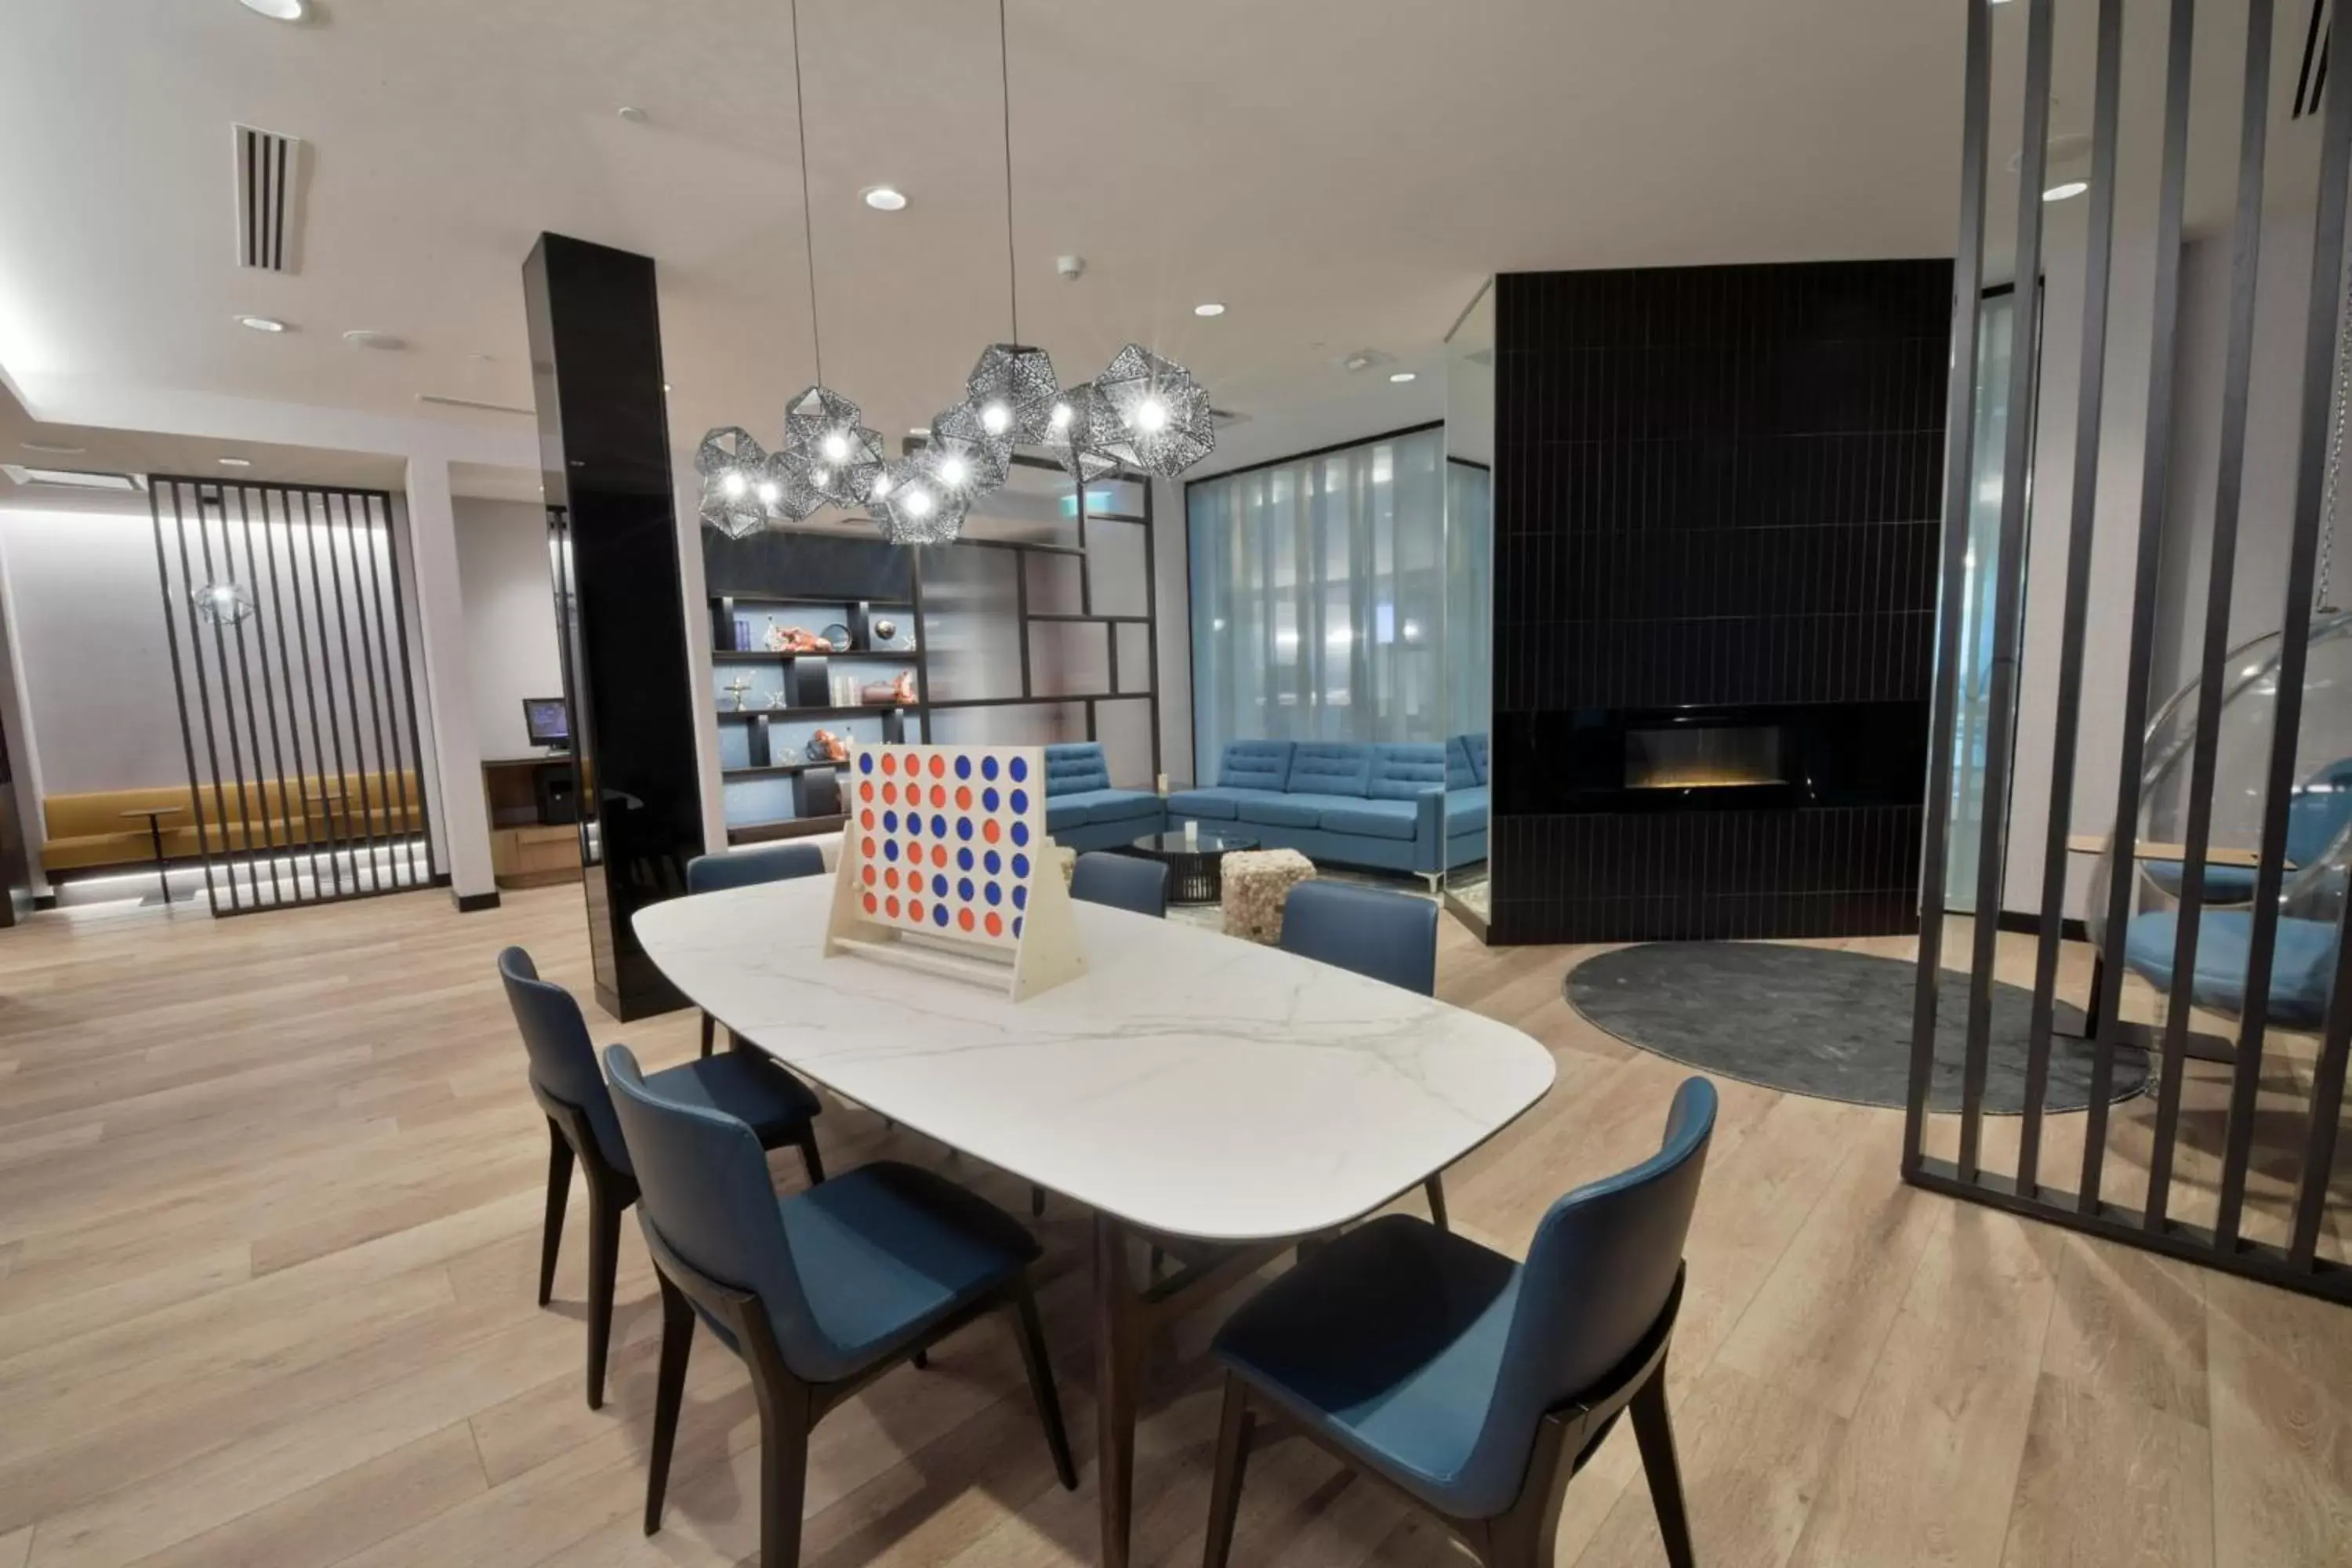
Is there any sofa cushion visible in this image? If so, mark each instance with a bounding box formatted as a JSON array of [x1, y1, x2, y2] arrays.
[[1444, 736, 1478, 791], [1169, 786, 1249, 820], [1457, 734, 1490, 786], [1052, 787, 1160, 827], [1285, 743, 1371, 798], [1367, 743, 1449, 801], [1045, 798, 1088, 834], [1218, 740, 1294, 793], [1043, 742, 1112, 797], [1316, 799, 1420, 841], [1236, 793, 1327, 829]]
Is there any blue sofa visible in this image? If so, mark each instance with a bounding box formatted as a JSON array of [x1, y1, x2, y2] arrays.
[[1167, 737, 1489, 880], [1042, 742, 1166, 851]]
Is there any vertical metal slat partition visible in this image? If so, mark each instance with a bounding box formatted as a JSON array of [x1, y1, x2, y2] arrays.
[[150, 477, 439, 914], [1908, 0, 2352, 1305]]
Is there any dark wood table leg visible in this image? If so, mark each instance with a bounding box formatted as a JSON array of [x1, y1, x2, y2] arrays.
[[147, 814, 171, 906], [1093, 1211, 1143, 1568]]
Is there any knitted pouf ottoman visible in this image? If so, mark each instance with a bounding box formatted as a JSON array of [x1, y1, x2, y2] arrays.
[[1220, 849, 1316, 945]]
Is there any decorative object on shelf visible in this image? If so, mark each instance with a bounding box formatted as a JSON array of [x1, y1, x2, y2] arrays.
[[733, 615, 753, 651], [766, 689, 789, 710], [831, 671, 857, 706], [723, 674, 754, 711], [820, 622, 851, 652], [762, 621, 830, 654], [804, 728, 848, 763], [872, 616, 898, 644], [191, 579, 256, 626], [860, 670, 917, 706]]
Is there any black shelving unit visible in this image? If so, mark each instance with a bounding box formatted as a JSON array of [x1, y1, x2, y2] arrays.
[[702, 463, 1162, 844]]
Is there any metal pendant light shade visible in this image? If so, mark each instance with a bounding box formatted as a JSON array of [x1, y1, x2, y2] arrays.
[[192, 579, 256, 626], [695, 426, 776, 538], [1092, 343, 1214, 477], [965, 344, 1062, 443], [760, 447, 825, 524], [781, 385, 886, 510], [871, 458, 968, 545], [926, 401, 1012, 499], [1038, 382, 1122, 483]]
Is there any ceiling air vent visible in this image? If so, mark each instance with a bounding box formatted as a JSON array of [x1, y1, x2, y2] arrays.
[[234, 123, 307, 273]]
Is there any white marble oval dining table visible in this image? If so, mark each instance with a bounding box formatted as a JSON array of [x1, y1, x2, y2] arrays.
[[634, 873, 1557, 1566]]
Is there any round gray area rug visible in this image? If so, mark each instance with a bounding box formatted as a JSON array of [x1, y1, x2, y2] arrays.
[[1566, 942, 2149, 1113]]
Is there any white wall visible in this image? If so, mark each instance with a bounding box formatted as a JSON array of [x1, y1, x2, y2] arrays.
[[0, 504, 187, 799], [452, 496, 564, 761]]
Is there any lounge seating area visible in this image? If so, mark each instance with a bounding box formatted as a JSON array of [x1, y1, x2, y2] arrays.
[[38, 770, 425, 873], [1041, 737, 1489, 881]]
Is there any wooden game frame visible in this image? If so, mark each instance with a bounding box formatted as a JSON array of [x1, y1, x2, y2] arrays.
[[821, 742, 1087, 1002]]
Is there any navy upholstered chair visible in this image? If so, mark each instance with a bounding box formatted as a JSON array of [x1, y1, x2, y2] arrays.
[[1278, 880, 1448, 1225], [496, 946, 824, 1410], [605, 1044, 1076, 1566], [685, 843, 826, 1055], [1203, 1077, 1717, 1568], [1071, 851, 1170, 919]]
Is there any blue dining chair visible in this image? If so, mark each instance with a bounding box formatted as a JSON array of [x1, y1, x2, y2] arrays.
[[1203, 1077, 1717, 1568], [1071, 851, 1170, 918], [497, 946, 825, 1410], [1279, 880, 1449, 1226], [604, 1044, 1077, 1567], [686, 843, 826, 1056]]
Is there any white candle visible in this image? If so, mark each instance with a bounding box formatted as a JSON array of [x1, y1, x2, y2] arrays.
[[1184, 818, 1197, 846]]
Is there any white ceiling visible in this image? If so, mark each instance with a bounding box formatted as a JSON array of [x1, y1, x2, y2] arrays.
[[0, 0, 2310, 488]]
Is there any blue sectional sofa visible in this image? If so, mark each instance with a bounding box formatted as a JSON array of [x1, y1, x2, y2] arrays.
[[1166, 737, 1489, 880], [1042, 742, 1167, 851]]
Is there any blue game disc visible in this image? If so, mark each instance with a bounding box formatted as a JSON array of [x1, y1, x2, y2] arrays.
[[956, 817, 973, 840], [982, 756, 1000, 781], [1011, 821, 1030, 847], [1010, 789, 1029, 815], [883, 810, 898, 833], [985, 851, 1002, 875], [1012, 853, 1030, 880], [858, 753, 874, 774], [931, 873, 948, 897], [1010, 756, 1029, 782], [1013, 916, 1024, 938], [1014, 883, 1029, 909], [931, 814, 947, 837], [954, 755, 972, 779], [957, 847, 974, 870], [884, 840, 898, 862], [957, 877, 974, 900], [985, 881, 1000, 905], [933, 904, 950, 927]]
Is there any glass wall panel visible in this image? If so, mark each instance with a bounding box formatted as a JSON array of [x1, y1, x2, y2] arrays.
[[1188, 426, 1450, 759], [919, 546, 1022, 703]]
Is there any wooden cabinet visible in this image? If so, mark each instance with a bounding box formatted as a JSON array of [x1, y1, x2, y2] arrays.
[[489, 823, 581, 888]]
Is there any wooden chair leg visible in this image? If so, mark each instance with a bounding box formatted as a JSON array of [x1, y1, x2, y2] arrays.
[[538, 1120, 573, 1308], [1425, 1174, 1450, 1231], [1031, 1184, 1046, 1218], [793, 1124, 826, 1187], [1628, 1367, 1696, 1568], [584, 1183, 622, 1410], [699, 1011, 716, 1058], [1203, 1373, 1255, 1568], [749, 1378, 812, 1568], [912, 1349, 928, 1369], [644, 1273, 695, 1535], [1010, 1279, 1079, 1490]]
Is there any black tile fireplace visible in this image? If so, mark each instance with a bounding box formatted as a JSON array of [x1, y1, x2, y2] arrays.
[[1487, 259, 1948, 944]]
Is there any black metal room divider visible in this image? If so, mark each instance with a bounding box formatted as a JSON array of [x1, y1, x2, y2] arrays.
[[150, 477, 438, 913], [1908, 0, 2352, 1304]]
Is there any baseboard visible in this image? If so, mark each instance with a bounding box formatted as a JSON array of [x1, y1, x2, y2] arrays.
[[1994, 909, 2089, 943], [452, 889, 502, 913]]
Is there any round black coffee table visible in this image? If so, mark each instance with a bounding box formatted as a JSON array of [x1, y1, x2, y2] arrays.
[[1129, 829, 1258, 905]]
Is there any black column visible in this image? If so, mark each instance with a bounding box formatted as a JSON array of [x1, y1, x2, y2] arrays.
[[524, 233, 699, 1019]]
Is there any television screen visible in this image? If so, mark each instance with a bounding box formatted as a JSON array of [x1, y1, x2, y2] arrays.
[[522, 697, 571, 747]]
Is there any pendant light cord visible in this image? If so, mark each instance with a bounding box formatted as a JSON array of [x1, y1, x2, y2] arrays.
[[789, 0, 825, 385], [999, 0, 1019, 347]]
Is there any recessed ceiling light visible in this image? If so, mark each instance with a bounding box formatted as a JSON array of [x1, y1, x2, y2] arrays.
[[1193, 302, 1226, 318], [2043, 180, 2089, 201], [908, 426, 929, 437], [1388, 371, 1417, 383], [218, 456, 253, 468], [238, 315, 288, 333], [617, 106, 648, 124], [238, 0, 306, 19], [862, 185, 909, 212], [20, 441, 85, 456], [343, 329, 406, 350]]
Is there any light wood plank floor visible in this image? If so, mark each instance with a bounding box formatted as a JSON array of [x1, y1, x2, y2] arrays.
[[0, 886, 2347, 1567]]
